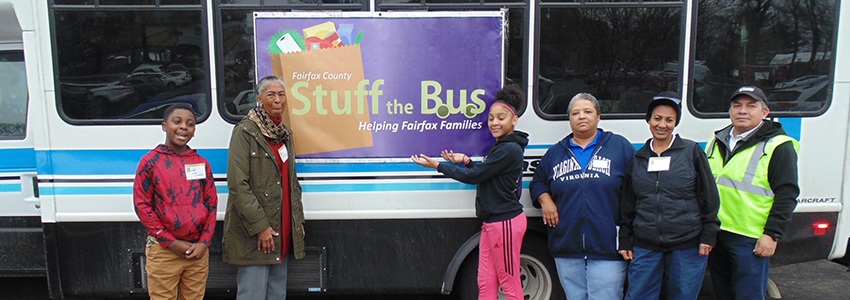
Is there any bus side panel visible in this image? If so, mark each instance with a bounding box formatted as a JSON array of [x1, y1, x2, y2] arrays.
[[300, 218, 481, 294], [0, 216, 45, 276], [771, 212, 838, 266], [43, 218, 482, 297], [44, 222, 145, 298]]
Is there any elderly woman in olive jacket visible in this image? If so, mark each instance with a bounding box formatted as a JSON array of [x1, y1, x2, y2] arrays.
[[223, 76, 305, 300]]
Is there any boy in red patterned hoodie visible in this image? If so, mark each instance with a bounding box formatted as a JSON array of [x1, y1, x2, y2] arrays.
[[133, 103, 218, 300]]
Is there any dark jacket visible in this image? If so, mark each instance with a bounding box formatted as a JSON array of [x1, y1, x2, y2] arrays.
[[619, 135, 720, 251], [223, 118, 305, 265], [529, 129, 635, 260], [438, 131, 529, 223], [708, 119, 799, 238]]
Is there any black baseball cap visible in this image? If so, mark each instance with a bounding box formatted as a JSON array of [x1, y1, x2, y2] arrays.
[[646, 91, 682, 126], [730, 86, 768, 104]]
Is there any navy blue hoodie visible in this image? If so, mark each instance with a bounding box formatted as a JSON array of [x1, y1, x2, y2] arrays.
[[530, 129, 635, 260], [439, 131, 529, 223]]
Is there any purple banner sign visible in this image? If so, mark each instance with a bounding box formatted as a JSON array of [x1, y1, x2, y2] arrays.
[[255, 13, 504, 158]]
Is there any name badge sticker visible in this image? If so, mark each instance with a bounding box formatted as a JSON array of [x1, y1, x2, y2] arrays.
[[279, 146, 289, 163], [591, 158, 610, 170], [647, 157, 671, 172], [185, 163, 206, 180]]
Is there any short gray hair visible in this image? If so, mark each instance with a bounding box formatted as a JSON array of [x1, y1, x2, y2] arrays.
[[255, 75, 286, 95], [568, 93, 601, 116]]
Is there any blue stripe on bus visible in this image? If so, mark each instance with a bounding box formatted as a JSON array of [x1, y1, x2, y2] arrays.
[[778, 118, 802, 141], [26, 149, 431, 175], [0, 148, 37, 171], [0, 184, 22, 192], [0, 168, 37, 173], [37, 182, 477, 195], [1, 134, 756, 177], [39, 186, 132, 195], [38, 149, 148, 175], [39, 185, 231, 196], [38, 149, 225, 176], [21, 147, 536, 176], [302, 182, 477, 192]]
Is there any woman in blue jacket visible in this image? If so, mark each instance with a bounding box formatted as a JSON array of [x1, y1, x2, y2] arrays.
[[529, 93, 635, 300], [618, 92, 720, 300], [412, 84, 529, 300]]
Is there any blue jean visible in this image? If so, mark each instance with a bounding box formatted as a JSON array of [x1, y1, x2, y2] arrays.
[[708, 231, 770, 300], [236, 255, 289, 300], [625, 246, 707, 300], [554, 257, 627, 300]]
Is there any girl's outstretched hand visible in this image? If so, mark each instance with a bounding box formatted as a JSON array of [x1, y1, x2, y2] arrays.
[[441, 150, 467, 164], [411, 154, 440, 169]]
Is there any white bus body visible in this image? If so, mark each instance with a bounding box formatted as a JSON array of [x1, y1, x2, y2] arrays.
[[0, 0, 847, 299]]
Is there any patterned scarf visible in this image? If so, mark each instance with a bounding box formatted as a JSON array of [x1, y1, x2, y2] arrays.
[[247, 107, 291, 144]]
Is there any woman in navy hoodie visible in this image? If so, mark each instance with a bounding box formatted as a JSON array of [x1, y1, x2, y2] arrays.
[[529, 93, 635, 300], [412, 84, 529, 300]]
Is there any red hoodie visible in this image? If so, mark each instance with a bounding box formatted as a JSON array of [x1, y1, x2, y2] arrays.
[[133, 144, 218, 248]]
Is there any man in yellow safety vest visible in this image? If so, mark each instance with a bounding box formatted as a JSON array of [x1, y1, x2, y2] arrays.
[[705, 86, 799, 300]]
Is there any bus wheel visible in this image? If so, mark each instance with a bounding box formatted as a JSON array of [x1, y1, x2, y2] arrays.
[[454, 236, 566, 300], [516, 236, 565, 300], [517, 253, 553, 299]]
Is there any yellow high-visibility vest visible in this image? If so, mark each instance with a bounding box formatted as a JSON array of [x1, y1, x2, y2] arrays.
[[705, 135, 799, 239]]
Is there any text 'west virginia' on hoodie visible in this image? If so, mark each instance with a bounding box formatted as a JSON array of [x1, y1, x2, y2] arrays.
[[438, 131, 529, 223], [530, 129, 635, 260]]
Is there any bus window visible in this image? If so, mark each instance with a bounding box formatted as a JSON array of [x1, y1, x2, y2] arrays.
[[52, 5, 210, 123], [536, 5, 684, 119], [505, 8, 528, 117], [0, 50, 27, 139], [55, 0, 202, 5], [218, 9, 259, 120], [691, 0, 838, 117]]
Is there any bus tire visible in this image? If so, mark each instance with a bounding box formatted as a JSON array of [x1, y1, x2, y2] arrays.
[[453, 235, 566, 300]]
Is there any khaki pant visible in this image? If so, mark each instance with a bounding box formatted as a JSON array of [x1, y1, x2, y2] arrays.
[[145, 243, 210, 300]]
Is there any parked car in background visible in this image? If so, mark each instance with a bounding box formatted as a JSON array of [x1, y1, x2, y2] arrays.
[[59, 82, 94, 109], [120, 75, 164, 100], [226, 89, 257, 115], [132, 64, 191, 88], [162, 71, 191, 88], [769, 75, 830, 112], [166, 63, 205, 82], [774, 75, 829, 89], [61, 73, 135, 104], [89, 80, 135, 103]]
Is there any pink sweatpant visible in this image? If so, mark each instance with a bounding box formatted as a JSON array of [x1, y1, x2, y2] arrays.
[[478, 212, 527, 300]]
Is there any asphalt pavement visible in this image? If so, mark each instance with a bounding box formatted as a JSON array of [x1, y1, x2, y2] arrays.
[[760, 260, 850, 299], [2, 260, 848, 299]]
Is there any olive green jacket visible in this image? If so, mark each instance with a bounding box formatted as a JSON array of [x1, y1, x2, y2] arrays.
[[222, 118, 305, 265]]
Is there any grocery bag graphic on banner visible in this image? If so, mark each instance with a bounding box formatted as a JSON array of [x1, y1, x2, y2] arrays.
[[268, 22, 371, 155]]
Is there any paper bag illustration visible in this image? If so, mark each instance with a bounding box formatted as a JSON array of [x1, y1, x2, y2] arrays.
[[267, 24, 372, 155]]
